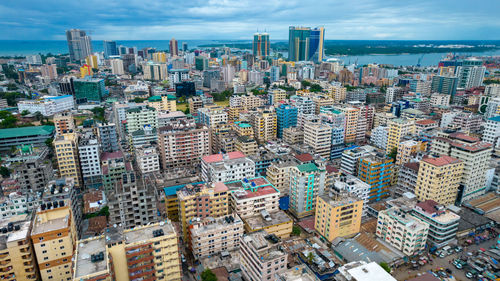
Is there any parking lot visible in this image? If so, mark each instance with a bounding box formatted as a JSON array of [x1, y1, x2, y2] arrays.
[[393, 237, 498, 281]]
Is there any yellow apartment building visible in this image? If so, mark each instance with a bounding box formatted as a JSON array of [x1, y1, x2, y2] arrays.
[[314, 192, 363, 242], [415, 156, 464, 205], [54, 133, 82, 187]]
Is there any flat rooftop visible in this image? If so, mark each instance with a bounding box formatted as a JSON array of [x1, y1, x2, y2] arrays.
[[243, 231, 285, 261], [74, 236, 108, 279], [124, 221, 175, 244], [347, 261, 397, 281], [244, 210, 292, 230], [319, 193, 362, 208], [32, 210, 70, 236], [190, 214, 243, 237]]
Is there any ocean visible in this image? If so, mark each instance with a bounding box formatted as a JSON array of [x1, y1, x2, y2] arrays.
[[1, 40, 499, 67]]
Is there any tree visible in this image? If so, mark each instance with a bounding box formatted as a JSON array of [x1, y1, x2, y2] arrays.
[[21, 110, 30, 116], [309, 83, 323, 92], [34, 111, 43, 121], [301, 80, 311, 88], [292, 225, 301, 236], [45, 138, 53, 148], [133, 97, 146, 103], [0, 166, 10, 178], [183, 107, 190, 114], [91, 107, 105, 122], [306, 252, 314, 264], [387, 146, 397, 161], [201, 269, 217, 281], [379, 262, 391, 273]]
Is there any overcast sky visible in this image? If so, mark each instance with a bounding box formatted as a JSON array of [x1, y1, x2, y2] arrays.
[[1, 0, 499, 40]]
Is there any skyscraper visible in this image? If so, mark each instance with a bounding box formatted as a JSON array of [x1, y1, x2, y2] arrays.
[[169, 38, 179, 56], [66, 29, 92, 62], [103, 40, 118, 58], [182, 42, 188, 52], [253, 33, 270, 58], [288, 26, 324, 62]]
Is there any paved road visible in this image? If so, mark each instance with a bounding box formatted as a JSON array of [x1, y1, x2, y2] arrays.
[[392, 238, 497, 281]]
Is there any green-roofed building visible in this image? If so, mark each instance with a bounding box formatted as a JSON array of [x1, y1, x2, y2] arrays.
[[289, 162, 326, 218], [0, 125, 55, 151]]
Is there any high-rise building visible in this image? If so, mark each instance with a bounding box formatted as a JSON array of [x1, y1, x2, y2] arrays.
[[53, 111, 75, 135], [249, 108, 277, 144], [182, 42, 188, 51], [412, 200, 460, 248], [97, 123, 119, 152], [54, 133, 83, 187], [169, 38, 178, 56], [0, 216, 39, 281], [125, 105, 158, 135], [304, 120, 332, 159], [386, 118, 415, 154], [376, 207, 429, 256], [158, 116, 210, 168], [78, 131, 102, 189], [72, 221, 182, 281], [66, 29, 92, 62], [103, 40, 118, 58], [289, 163, 326, 218], [73, 77, 106, 104], [456, 58, 486, 89], [288, 26, 324, 62], [201, 151, 255, 183], [358, 154, 394, 202], [314, 192, 363, 242], [483, 116, 500, 150], [177, 183, 230, 239], [239, 231, 288, 281], [431, 132, 492, 203], [431, 75, 458, 99], [110, 59, 124, 75], [276, 104, 298, 138], [252, 33, 270, 58], [32, 203, 77, 281], [415, 156, 463, 205]]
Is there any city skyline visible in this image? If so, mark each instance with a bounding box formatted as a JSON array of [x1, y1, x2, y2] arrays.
[[0, 0, 499, 40]]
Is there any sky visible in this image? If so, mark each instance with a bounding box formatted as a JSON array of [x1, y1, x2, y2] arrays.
[[1, 0, 499, 40]]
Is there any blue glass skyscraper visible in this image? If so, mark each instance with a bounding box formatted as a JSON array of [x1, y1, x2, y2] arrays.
[[288, 26, 324, 63], [276, 104, 298, 138], [103, 40, 118, 58]]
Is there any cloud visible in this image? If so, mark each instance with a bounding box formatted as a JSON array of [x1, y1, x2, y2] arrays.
[[0, 0, 499, 40]]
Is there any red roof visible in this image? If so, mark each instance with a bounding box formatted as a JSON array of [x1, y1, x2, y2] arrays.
[[416, 200, 439, 214], [416, 119, 437, 125], [101, 151, 124, 161], [295, 153, 313, 163], [449, 132, 479, 143], [213, 182, 229, 193], [422, 155, 461, 167], [202, 151, 246, 163], [238, 185, 278, 200], [325, 165, 339, 173]]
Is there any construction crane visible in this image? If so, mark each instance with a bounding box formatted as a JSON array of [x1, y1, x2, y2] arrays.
[[417, 54, 425, 67]]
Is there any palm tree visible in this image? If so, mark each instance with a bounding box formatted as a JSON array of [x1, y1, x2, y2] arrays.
[[306, 252, 314, 264]]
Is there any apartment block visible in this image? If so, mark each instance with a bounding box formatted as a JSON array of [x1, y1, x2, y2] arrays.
[[158, 117, 210, 169], [53, 112, 75, 135], [78, 131, 102, 188], [340, 145, 376, 176], [276, 104, 298, 138], [239, 231, 287, 281], [315, 192, 363, 242], [397, 162, 420, 195], [304, 120, 332, 159], [198, 106, 228, 127], [415, 156, 463, 205], [135, 146, 160, 174], [54, 133, 82, 187], [283, 127, 304, 144], [96, 123, 119, 153], [201, 151, 255, 183], [189, 214, 244, 259], [289, 163, 326, 218], [226, 177, 280, 218], [249, 108, 277, 144], [177, 183, 230, 239], [235, 136, 258, 156], [396, 140, 426, 166], [125, 105, 158, 135], [73, 221, 181, 281], [0, 215, 38, 281], [431, 132, 492, 203], [386, 118, 415, 154], [31, 203, 77, 281], [358, 154, 394, 202], [412, 200, 460, 248], [266, 158, 297, 196], [483, 116, 500, 149], [332, 175, 370, 216], [376, 207, 429, 256], [107, 172, 158, 229], [7, 145, 53, 193], [234, 121, 254, 138]]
